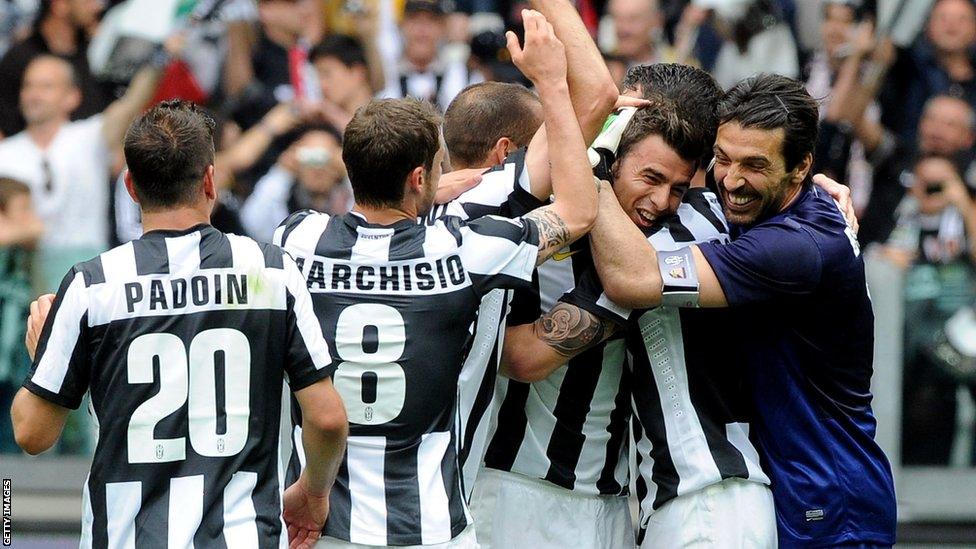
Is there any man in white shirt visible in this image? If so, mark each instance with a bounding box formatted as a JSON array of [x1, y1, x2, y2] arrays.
[[0, 43, 174, 293]]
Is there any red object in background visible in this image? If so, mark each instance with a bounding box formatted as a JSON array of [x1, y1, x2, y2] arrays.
[[289, 44, 309, 101], [577, 0, 599, 37], [149, 60, 208, 105]]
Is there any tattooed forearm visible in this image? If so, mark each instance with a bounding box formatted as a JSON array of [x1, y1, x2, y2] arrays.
[[533, 303, 617, 357], [525, 206, 571, 265]]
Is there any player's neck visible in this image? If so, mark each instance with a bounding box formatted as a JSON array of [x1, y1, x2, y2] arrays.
[[352, 203, 416, 225], [140, 206, 211, 234]]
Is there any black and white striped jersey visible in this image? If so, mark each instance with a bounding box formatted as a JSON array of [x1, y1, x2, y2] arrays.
[[562, 189, 771, 539], [485, 189, 740, 497], [275, 208, 540, 546], [23, 224, 334, 549], [424, 149, 546, 502]]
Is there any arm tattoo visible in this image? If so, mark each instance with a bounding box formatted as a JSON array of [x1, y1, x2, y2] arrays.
[[524, 206, 571, 265], [533, 302, 618, 357]]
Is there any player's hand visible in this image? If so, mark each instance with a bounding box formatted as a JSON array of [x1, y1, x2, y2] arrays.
[[283, 475, 330, 549], [813, 173, 859, 235], [26, 294, 55, 361], [435, 168, 485, 204], [506, 10, 567, 88]]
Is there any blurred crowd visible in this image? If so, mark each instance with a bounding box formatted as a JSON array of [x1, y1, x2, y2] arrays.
[[0, 0, 975, 463]]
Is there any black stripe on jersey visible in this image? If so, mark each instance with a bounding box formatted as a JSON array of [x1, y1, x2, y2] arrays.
[[259, 242, 285, 269], [465, 216, 534, 244], [633, 420, 648, 547], [459, 337, 500, 474], [278, 210, 315, 248], [680, 309, 752, 480], [483, 381, 531, 470], [664, 214, 696, 243], [199, 230, 234, 270], [389, 225, 428, 260], [89, 481, 109, 548], [442, 429, 468, 539], [542, 349, 604, 489], [77, 257, 105, 287], [132, 238, 170, 275], [386, 449, 423, 545], [628, 329, 680, 508], [325, 458, 353, 541], [315, 215, 358, 260], [684, 188, 727, 234], [597, 361, 631, 495], [441, 216, 464, 247], [506, 270, 542, 326]]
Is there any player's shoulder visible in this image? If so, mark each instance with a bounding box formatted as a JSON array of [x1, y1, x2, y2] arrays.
[[459, 214, 533, 243], [274, 209, 333, 249]]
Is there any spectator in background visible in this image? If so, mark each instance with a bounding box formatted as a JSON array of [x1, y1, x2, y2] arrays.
[[0, 0, 112, 137], [378, 0, 477, 111], [0, 43, 175, 294], [882, 155, 976, 465], [223, 0, 321, 128], [0, 177, 41, 454], [805, 1, 877, 215], [241, 125, 351, 242], [310, 34, 375, 131], [694, 0, 799, 88], [881, 0, 976, 143], [606, 0, 666, 67]]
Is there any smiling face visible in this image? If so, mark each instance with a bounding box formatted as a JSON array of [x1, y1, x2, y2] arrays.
[[611, 134, 696, 229], [712, 122, 810, 226]]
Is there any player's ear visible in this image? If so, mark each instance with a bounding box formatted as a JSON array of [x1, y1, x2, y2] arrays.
[[407, 165, 426, 195], [792, 153, 813, 185], [490, 137, 513, 165], [202, 165, 217, 201], [123, 170, 140, 205]]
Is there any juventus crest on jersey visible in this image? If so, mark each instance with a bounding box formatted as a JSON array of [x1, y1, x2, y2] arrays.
[[23, 225, 334, 548], [275, 209, 541, 546]]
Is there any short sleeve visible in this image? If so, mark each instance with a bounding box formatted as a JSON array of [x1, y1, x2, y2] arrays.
[[282, 254, 336, 390], [434, 148, 547, 221], [559, 267, 632, 328], [23, 268, 91, 409], [458, 215, 540, 296], [697, 220, 823, 306]]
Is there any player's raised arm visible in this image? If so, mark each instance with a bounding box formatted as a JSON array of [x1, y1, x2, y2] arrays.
[[508, 11, 598, 265], [522, 0, 619, 200]]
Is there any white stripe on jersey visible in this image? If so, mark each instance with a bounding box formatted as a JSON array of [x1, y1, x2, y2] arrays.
[[634, 425, 658, 511], [31, 272, 86, 394], [165, 231, 202, 278], [284, 258, 333, 372], [347, 436, 389, 545], [726, 423, 769, 483], [537, 252, 576, 312], [223, 471, 260, 548], [351, 226, 395, 261], [418, 432, 454, 544], [80, 478, 93, 549], [637, 308, 722, 495], [510, 367, 565, 475], [101, 243, 138, 283], [168, 475, 204, 547], [293, 425, 306, 469], [574, 339, 628, 484], [106, 481, 141, 549], [281, 212, 331, 252], [457, 289, 507, 499], [457, 220, 536, 282]]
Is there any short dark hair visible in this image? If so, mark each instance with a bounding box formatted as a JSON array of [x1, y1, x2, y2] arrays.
[[717, 74, 820, 172], [310, 35, 368, 68], [342, 98, 442, 208], [123, 100, 216, 210], [0, 177, 30, 212], [622, 63, 722, 161], [616, 98, 709, 169], [443, 82, 542, 168]]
